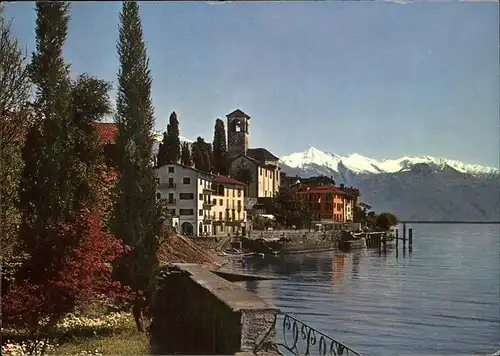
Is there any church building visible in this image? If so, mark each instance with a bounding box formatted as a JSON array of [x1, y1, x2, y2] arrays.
[[226, 109, 281, 201]]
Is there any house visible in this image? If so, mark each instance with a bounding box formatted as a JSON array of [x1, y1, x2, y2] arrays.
[[155, 163, 214, 236], [294, 185, 357, 223], [225, 109, 281, 201], [210, 175, 247, 237]]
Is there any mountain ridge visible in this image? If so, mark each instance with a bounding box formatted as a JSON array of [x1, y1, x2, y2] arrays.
[[278, 147, 499, 222], [280, 146, 499, 178]]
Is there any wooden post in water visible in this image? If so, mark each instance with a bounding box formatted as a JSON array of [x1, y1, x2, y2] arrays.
[[396, 229, 399, 249], [409, 228, 413, 252], [403, 223, 407, 250]]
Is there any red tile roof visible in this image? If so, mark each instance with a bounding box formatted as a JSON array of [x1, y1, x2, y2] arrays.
[[94, 122, 118, 144], [213, 175, 246, 186]]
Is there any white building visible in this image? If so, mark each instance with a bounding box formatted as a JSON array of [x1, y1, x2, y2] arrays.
[[155, 163, 214, 236]]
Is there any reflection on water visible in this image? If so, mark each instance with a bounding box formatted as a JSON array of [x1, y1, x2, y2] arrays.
[[230, 224, 500, 356]]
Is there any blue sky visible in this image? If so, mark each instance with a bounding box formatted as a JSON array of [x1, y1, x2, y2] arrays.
[[4, 1, 499, 167]]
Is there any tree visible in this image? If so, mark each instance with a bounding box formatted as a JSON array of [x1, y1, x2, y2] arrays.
[[18, 0, 73, 277], [0, 7, 33, 258], [3, 2, 130, 344], [69, 74, 113, 210], [165, 111, 180, 163], [270, 189, 313, 229], [112, 0, 163, 332], [191, 136, 211, 172], [353, 206, 367, 224], [180, 142, 192, 166], [375, 212, 399, 231], [157, 131, 168, 167], [212, 118, 228, 175]]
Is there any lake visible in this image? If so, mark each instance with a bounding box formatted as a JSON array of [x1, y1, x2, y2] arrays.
[[228, 224, 500, 355]]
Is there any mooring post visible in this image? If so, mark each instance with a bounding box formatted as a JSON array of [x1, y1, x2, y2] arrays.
[[396, 229, 399, 249], [403, 223, 407, 250], [409, 228, 413, 252]]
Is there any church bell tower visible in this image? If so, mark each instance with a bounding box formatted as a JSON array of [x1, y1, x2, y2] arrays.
[[226, 109, 250, 158]]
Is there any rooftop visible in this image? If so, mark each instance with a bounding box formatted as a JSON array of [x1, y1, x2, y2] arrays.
[[213, 175, 246, 186], [247, 148, 279, 162], [95, 122, 118, 144], [226, 109, 250, 119]]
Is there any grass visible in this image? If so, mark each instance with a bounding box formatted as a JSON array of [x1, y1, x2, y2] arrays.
[[51, 317, 149, 355], [2, 302, 150, 356]]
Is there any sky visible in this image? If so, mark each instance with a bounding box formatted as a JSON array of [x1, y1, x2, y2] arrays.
[[4, 1, 499, 167]]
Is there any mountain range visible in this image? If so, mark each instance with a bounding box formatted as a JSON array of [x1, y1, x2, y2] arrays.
[[280, 147, 499, 222], [152, 132, 499, 222]]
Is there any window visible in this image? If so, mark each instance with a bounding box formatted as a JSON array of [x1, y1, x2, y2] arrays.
[[212, 199, 216, 205], [179, 209, 194, 216], [199, 193, 203, 200], [156, 193, 161, 200], [168, 166, 174, 173], [179, 193, 194, 200], [260, 168, 263, 175], [168, 193, 174, 202], [232, 190, 235, 197], [168, 178, 174, 187], [219, 212, 223, 220], [154, 178, 160, 185], [199, 209, 203, 216], [270, 171, 273, 179], [183, 177, 191, 184], [219, 199, 223, 206], [265, 170, 267, 177], [237, 189, 242, 197], [171, 209, 176, 216]]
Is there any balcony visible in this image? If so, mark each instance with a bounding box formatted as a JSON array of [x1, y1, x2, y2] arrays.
[[203, 215, 213, 224], [203, 201, 214, 209], [203, 188, 215, 195]]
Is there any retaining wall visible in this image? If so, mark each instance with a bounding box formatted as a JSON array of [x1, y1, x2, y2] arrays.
[[248, 229, 340, 242], [150, 263, 279, 355]]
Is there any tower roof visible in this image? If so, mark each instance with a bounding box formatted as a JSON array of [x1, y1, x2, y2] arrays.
[[226, 109, 250, 119]]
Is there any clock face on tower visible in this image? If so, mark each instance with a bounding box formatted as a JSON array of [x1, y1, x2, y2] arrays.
[[230, 134, 243, 145]]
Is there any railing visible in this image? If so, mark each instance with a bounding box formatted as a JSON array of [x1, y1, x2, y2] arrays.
[[254, 312, 360, 356]]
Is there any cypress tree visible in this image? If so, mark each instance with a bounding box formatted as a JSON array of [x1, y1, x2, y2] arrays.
[[165, 111, 180, 163], [191, 137, 211, 173], [19, 1, 72, 270], [157, 131, 168, 167], [180, 142, 192, 166], [112, 0, 162, 332], [212, 118, 228, 175]]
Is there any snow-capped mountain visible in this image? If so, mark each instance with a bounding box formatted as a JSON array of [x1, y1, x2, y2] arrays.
[[281, 146, 499, 177], [280, 147, 499, 221]]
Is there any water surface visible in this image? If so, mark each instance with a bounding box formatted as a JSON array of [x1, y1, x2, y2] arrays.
[[228, 224, 499, 355]]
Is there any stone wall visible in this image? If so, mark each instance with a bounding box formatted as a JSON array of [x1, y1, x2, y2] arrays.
[[150, 264, 279, 355], [248, 229, 339, 242]]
